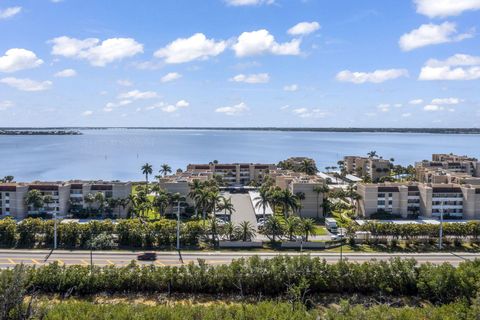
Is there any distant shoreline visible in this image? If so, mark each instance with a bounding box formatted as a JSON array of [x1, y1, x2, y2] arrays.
[[1, 127, 480, 134]]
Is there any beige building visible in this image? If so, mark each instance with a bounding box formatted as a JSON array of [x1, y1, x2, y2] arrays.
[[344, 156, 392, 182], [357, 182, 480, 219], [186, 163, 275, 186], [0, 181, 132, 219], [271, 170, 326, 218], [416, 153, 480, 183]]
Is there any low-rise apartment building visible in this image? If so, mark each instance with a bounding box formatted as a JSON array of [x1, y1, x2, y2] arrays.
[[186, 163, 275, 186], [0, 181, 131, 219], [271, 170, 326, 218], [416, 154, 480, 182], [343, 156, 392, 182], [357, 182, 480, 219]]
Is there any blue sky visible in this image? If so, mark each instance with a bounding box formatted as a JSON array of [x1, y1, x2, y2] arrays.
[[0, 0, 479, 127]]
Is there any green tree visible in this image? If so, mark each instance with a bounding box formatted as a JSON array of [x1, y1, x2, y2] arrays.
[[300, 218, 316, 241], [238, 221, 256, 242], [285, 216, 301, 241], [159, 163, 172, 177], [299, 159, 317, 175], [24, 190, 44, 213], [262, 215, 285, 243], [141, 163, 153, 193]]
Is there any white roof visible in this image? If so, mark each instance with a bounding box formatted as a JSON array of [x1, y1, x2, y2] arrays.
[[249, 191, 273, 216], [344, 174, 362, 182], [355, 218, 470, 225]]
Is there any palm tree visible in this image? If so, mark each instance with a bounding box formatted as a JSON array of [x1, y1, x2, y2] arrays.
[[43, 195, 54, 213], [367, 150, 378, 158], [153, 191, 169, 218], [195, 188, 211, 222], [222, 221, 236, 241], [262, 215, 284, 243], [141, 163, 153, 193], [159, 163, 172, 177], [208, 190, 224, 219], [313, 185, 329, 219], [84, 193, 96, 215], [299, 159, 317, 175], [300, 218, 316, 241], [219, 197, 235, 219], [295, 192, 305, 218], [279, 189, 298, 218], [208, 217, 219, 247], [254, 188, 271, 222], [238, 221, 256, 242], [188, 179, 203, 218], [24, 190, 44, 213], [94, 192, 106, 216], [1, 175, 14, 183], [284, 216, 301, 241]]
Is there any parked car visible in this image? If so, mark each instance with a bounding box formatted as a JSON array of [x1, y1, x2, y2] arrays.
[[137, 252, 157, 261]]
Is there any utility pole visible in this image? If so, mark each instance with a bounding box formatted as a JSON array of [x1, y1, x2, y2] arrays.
[[340, 227, 343, 262]]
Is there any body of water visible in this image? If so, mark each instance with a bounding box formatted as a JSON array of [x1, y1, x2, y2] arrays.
[[1, 129, 479, 181]]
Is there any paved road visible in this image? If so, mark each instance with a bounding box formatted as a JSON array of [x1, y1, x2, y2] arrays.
[[0, 250, 479, 268]]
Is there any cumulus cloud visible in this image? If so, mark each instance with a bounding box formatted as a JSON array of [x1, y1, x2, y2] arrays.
[[424, 104, 443, 111], [415, 0, 480, 18], [230, 73, 269, 83], [82, 110, 93, 116], [287, 21, 320, 36], [292, 107, 327, 118], [402, 113, 412, 117], [336, 69, 408, 84], [161, 72, 182, 83], [0, 77, 52, 91], [154, 33, 226, 64], [0, 49, 43, 73], [409, 99, 424, 105], [399, 22, 473, 51], [54, 68, 76, 78], [161, 100, 190, 113], [419, 54, 480, 80], [0, 100, 14, 111], [50, 36, 143, 66], [0, 7, 22, 19], [431, 97, 462, 105], [224, 0, 274, 6], [117, 90, 158, 100], [232, 29, 301, 57], [117, 79, 133, 86], [377, 104, 390, 112], [283, 84, 298, 91], [215, 102, 249, 115]]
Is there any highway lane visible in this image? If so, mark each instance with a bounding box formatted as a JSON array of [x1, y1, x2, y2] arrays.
[[1, 250, 480, 268]]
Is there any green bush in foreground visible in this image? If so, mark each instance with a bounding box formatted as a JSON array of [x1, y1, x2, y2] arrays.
[[35, 300, 480, 320], [1, 256, 480, 304]]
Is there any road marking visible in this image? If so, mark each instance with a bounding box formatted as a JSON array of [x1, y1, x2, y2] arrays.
[[31, 259, 40, 265], [106, 260, 114, 265], [155, 260, 165, 266], [56, 259, 64, 266], [7, 258, 15, 264], [81, 259, 89, 266]]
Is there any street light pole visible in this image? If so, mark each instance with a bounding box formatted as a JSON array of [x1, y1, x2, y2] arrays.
[[439, 201, 444, 250], [54, 211, 57, 250], [176, 200, 180, 251], [340, 227, 343, 262]]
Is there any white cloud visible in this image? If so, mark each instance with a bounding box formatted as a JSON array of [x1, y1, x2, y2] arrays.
[[409, 99, 424, 105], [161, 72, 182, 83], [117, 79, 133, 86], [283, 84, 298, 91], [431, 97, 462, 105], [161, 100, 190, 113], [233, 29, 301, 57], [230, 73, 269, 83], [224, 0, 274, 6], [0, 77, 52, 91], [399, 22, 473, 51], [117, 90, 158, 100], [287, 21, 320, 36], [402, 113, 412, 117], [424, 104, 443, 111], [415, 0, 480, 18], [154, 33, 226, 64], [82, 110, 93, 116], [215, 102, 249, 115], [377, 104, 390, 112], [0, 100, 14, 111], [336, 69, 408, 84], [0, 49, 43, 73], [0, 7, 22, 19], [50, 36, 143, 66], [419, 54, 480, 80], [280, 105, 290, 110], [292, 107, 327, 118], [54, 68, 76, 78]]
